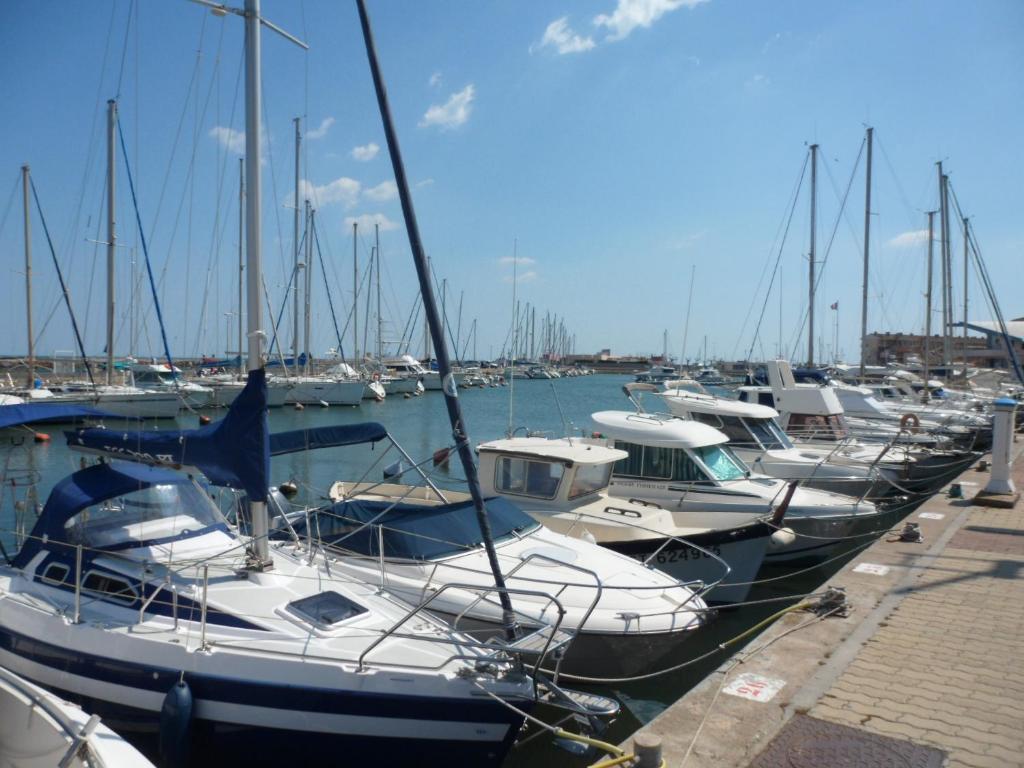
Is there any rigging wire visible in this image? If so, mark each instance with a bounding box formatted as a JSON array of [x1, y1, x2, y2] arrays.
[[743, 152, 809, 363]]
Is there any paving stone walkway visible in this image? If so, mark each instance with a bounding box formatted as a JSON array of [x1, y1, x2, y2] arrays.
[[810, 461, 1024, 768]]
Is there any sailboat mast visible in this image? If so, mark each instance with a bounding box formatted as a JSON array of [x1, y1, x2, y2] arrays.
[[937, 162, 952, 368], [106, 99, 117, 385], [808, 142, 818, 367], [681, 264, 694, 368], [962, 216, 969, 379], [352, 221, 359, 363], [356, 0, 517, 637], [923, 210, 935, 401], [22, 165, 34, 389], [244, 0, 269, 566], [860, 127, 873, 381], [303, 200, 312, 374], [292, 117, 301, 366], [375, 222, 382, 362], [238, 158, 244, 376]]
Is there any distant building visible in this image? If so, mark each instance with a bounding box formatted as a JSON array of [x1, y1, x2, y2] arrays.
[[865, 319, 1024, 369]]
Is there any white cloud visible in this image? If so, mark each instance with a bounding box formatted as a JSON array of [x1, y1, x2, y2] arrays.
[[499, 256, 536, 266], [594, 0, 708, 42], [745, 72, 770, 87], [209, 125, 245, 154], [886, 230, 930, 249], [344, 213, 400, 232], [292, 176, 361, 209], [533, 17, 596, 55], [429, 71, 442, 88], [306, 117, 335, 140], [364, 180, 398, 202], [351, 142, 380, 162], [416, 178, 435, 188], [419, 85, 475, 130]]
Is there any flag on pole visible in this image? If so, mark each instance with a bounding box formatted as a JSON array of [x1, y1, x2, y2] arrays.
[[830, 301, 838, 310]]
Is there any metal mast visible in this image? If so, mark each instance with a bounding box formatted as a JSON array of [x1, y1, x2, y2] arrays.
[[808, 143, 818, 367], [356, 0, 517, 637], [859, 127, 873, 381], [238, 157, 245, 376], [962, 216, 969, 379], [923, 210, 935, 401], [22, 166, 34, 389], [292, 117, 301, 366], [375, 223, 382, 362], [106, 99, 117, 385], [937, 163, 952, 367], [352, 221, 359, 363], [303, 200, 312, 374]]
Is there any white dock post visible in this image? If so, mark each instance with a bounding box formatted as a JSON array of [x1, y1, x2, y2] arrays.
[[974, 397, 1019, 508]]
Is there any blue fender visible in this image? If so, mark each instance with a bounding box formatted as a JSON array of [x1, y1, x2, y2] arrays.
[[159, 679, 193, 768]]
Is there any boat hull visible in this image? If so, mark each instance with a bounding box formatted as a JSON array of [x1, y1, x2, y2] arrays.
[[0, 625, 525, 768]]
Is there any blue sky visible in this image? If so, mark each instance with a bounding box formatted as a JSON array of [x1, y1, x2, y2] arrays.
[[0, 0, 1021, 365]]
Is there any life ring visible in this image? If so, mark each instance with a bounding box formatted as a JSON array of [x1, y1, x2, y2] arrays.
[[899, 412, 920, 433]]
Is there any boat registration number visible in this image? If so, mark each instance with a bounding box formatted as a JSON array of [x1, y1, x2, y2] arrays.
[[642, 545, 722, 565]]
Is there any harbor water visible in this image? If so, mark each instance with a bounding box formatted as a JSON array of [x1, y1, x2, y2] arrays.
[[0, 374, 922, 766]]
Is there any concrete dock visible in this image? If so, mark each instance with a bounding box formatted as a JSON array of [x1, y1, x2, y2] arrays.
[[626, 441, 1024, 768]]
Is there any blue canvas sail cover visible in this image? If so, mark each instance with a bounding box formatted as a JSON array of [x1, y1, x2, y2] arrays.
[[0, 403, 130, 430], [269, 422, 387, 456], [65, 369, 270, 501]]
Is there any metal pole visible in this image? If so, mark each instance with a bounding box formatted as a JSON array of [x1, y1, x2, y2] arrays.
[[106, 99, 117, 386], [808, 143, 818, 367], [962, 216, 969, 379], [303, 200, 312, 374], [937, 163, 952, 368], [352, 221, 359, 363], [923, 211, 935, 402], [859, 127, 872, 381], [356, 0, 517, 638], [238, 158, 244, 376], [292, 117, 301, 367], [22, 166, 34, 389], [244, 0, 270, 567], [376, 222, 382, 362]]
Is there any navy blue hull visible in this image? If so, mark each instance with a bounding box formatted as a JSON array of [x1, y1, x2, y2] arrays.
[[0, 627, 527, 768]]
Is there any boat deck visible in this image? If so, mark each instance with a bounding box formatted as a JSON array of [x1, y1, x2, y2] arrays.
[[622, 439, 1024, 768]]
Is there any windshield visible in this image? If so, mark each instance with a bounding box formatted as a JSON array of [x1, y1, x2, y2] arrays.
[[64, 481, 228, 549], [743, 417, 792, 450], [495, 457, 564, 499], [693, 444, 748, 481], [568, 463, 612, 499]]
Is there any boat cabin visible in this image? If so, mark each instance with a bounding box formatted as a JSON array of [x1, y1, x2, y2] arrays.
[[477, 437, 625, 507], [589, 411, 750, 486]]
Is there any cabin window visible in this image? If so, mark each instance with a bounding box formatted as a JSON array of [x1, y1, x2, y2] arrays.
[[787, 413, 848, 440], [691, 413, 755, 446], [758, 392, 775, 407], [288, 591, 367, 627], [41, 562, 70, 586], [743, 417, 791, 450], [568, 463, 612, 499], [82, 571, 138, 605], [496, 457, 564, 499], [612, 442, 711, 483], [693, 445, 747, 481]]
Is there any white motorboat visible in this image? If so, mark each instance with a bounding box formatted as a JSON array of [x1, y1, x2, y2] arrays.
[[0, 664, 155, 768], [258, 425, 707, 678], [654, 382, 901, 502], [476, 435, 777, 606], [285, 375, 365, 406], [203, 374, 292, 407], [738, 361, 983, 497], [590, 409, 882, 564]]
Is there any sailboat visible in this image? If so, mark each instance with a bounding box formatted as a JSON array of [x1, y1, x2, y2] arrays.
[[0, 3, 549, 765]]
